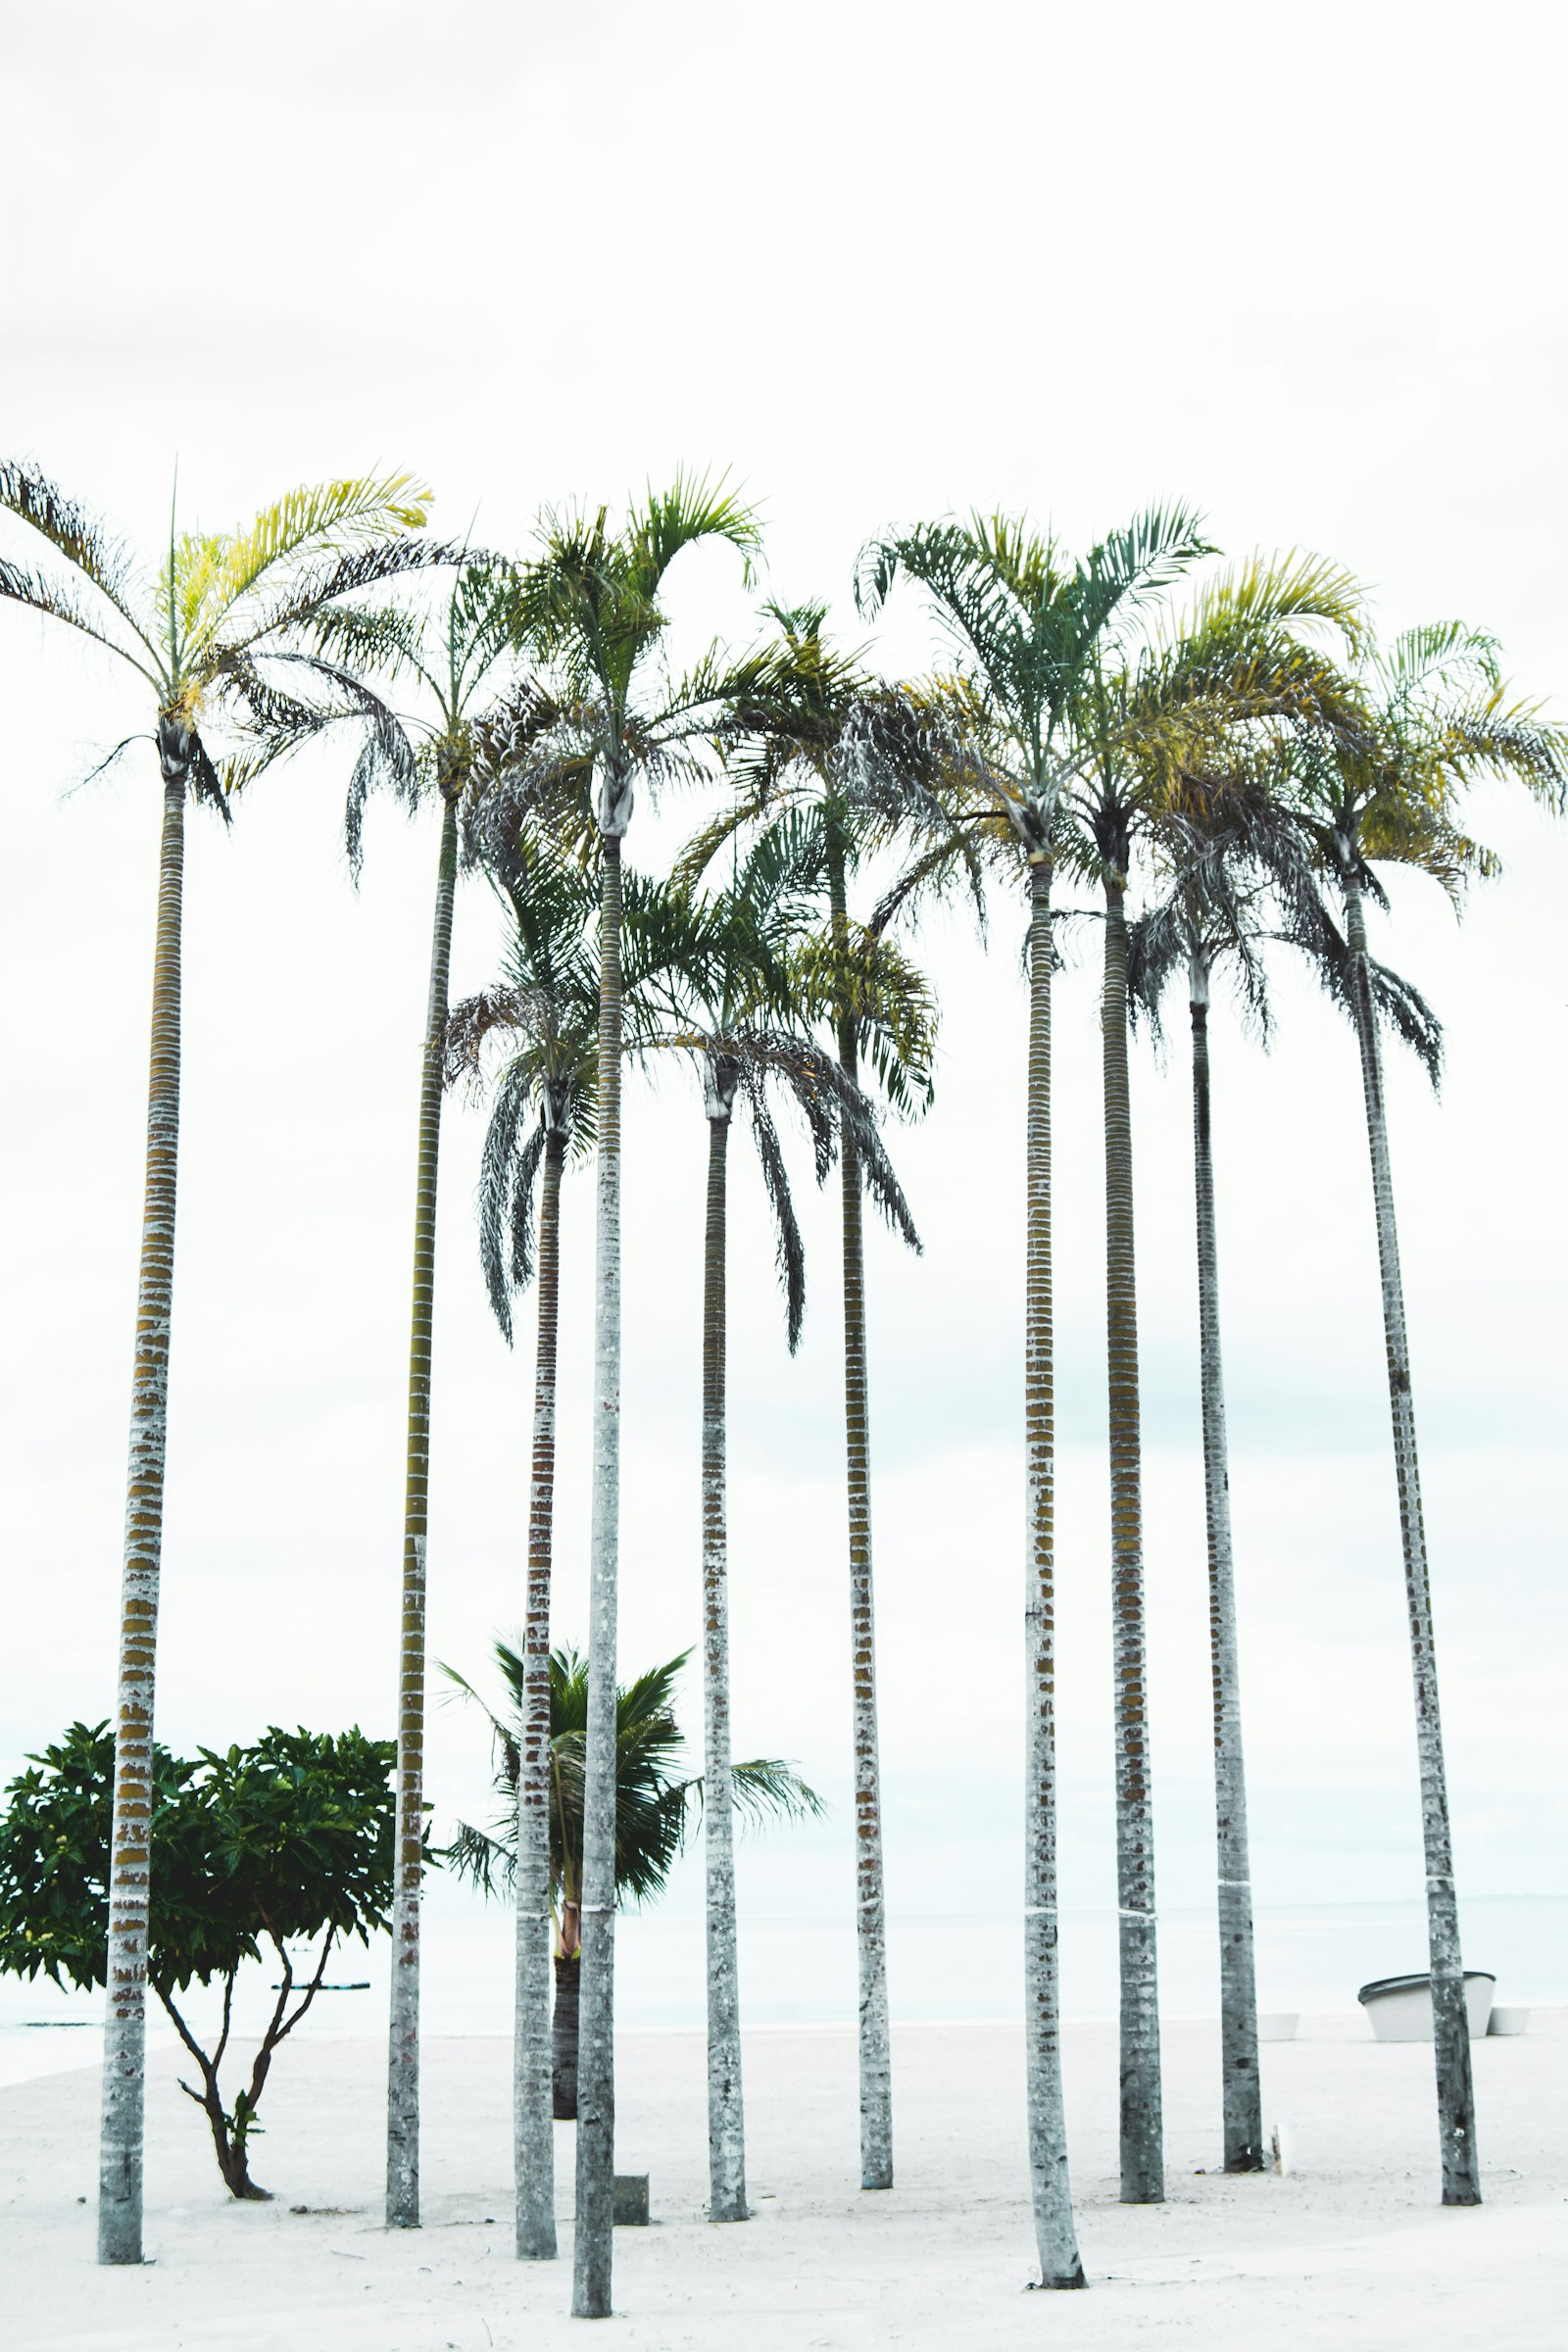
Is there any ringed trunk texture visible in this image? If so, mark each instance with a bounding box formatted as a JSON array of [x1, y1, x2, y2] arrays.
[[385, 791, 460, 2230], [829, 846, 894, 2192], [1344, 877, 1479, 2206], [1189, 963, 1263, 2173], [552, 1950, 581, 2121], [1021, 860, 1086, 2288], [700, 1102, 748, 2222], [515, 1127, 566, 2258], [98, 750, 188, 2267], [1102, 878, 1163, 2206], [573, 833, 624, 2319]]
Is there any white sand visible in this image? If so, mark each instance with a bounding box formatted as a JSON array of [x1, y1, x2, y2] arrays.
[[4, 2016, 1565, 2350]]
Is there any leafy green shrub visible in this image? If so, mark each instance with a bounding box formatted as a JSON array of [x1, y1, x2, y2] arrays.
[[0, 1723, 398, 2198]]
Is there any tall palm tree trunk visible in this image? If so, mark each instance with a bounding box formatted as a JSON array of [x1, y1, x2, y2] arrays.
[[700, 1088, 748, 2222], [515, 1124, 566, 2259], [386, 790, 460, 2230], [1022, 859, 1086, 2289], [1102, 877, 1163, 2206], [1343, 876, 1479, 2206], [1188, 953, 1263, 2173], [827, 842, 894, 2193], [98, 734, 189, 2267], [573, 832, 624, 2320]]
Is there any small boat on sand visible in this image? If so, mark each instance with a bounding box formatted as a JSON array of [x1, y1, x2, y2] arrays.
[[1357, 1971, 1495, 2041]]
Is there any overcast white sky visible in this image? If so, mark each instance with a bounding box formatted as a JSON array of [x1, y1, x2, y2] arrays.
[[3, 1, 1565, 1985]]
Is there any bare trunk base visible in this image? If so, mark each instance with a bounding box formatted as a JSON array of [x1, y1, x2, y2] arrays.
[[1117, 1906, 1164, 2204], [211, 2124, 271, 2201], [553, 1952, 580, 2122], [1218, 1884, 1264, 2173]]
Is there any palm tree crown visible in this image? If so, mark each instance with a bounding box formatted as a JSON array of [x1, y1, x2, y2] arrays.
[[0, 460, 444, 798], [639, 826, 919, 1343], [469, 474, 769, 858], [445, 840, 602, 1342], [444, 1644, 821, 1916]]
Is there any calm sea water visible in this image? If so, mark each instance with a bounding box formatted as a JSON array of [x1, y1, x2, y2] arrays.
[[5, 1892, 1564, 2083]]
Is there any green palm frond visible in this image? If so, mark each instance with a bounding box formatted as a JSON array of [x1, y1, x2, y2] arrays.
[[445, 560, 527, 703], [1, 461, 442, 819], [790, 921, 938, 1111], [444, 1820, 515, 1898], [439, 1640, 821, 1914], [856, 506, 1213, 845], [1086, 584, 1364, 832], [171, 471, 433, 648], [680, 604, 945, 1148], [718, 1758, 824, 1827], [492, 482, 767, 843], [856, 519, 1032, 721], [1431, 698, 1568, 815], [1275, 617, 1568, 897], [624, 470, 762, 601], [449, 845, 728, 1342], [1162, 550, 1365, 660], [222, 535, 462, 662], [650, 640, 780, 740], [1070, 501, 1216, 651], [1379, 620, 1502, 709], [669, 793, 766, 894]]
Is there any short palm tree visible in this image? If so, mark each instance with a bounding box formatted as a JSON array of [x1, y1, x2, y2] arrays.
[[1278, 624, 1568, 2206], [468, 479, 766, 2318], [851, 505, 1217, 2267], [676, 602, 937, 2193], [310, 556, 545, 2231], [636, 830, 916, 2224], [442, 1644, 821, 2117], [0, 459, 438, 2266]]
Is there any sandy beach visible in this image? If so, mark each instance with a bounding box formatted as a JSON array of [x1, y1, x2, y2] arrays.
[[4, 2013, 1564, 2350]]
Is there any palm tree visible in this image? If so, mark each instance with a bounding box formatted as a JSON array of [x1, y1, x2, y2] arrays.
[[443, 839, 598, 2258], [445, 845, 702, 2254], [1128, 767, 1339, 2174], [1070, 556, 1362, 2196], [0, 460, 439, 2266], [310, 556, 545, 2231], [676, 603, 937, 2192], [442, 1644, 821, 2118], [636, 831, 917, 2224], [1278, 626, 1567, 2206], [849, 505, 1216, 2270], [468, 478, 765, 2317]]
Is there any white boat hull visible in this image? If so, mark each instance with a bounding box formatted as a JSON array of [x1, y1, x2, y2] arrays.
[[1358, 1972, 1495, 2042]]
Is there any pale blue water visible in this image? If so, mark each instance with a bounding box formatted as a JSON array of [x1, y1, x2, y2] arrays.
[[5, 1893, 1563, 2076]]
